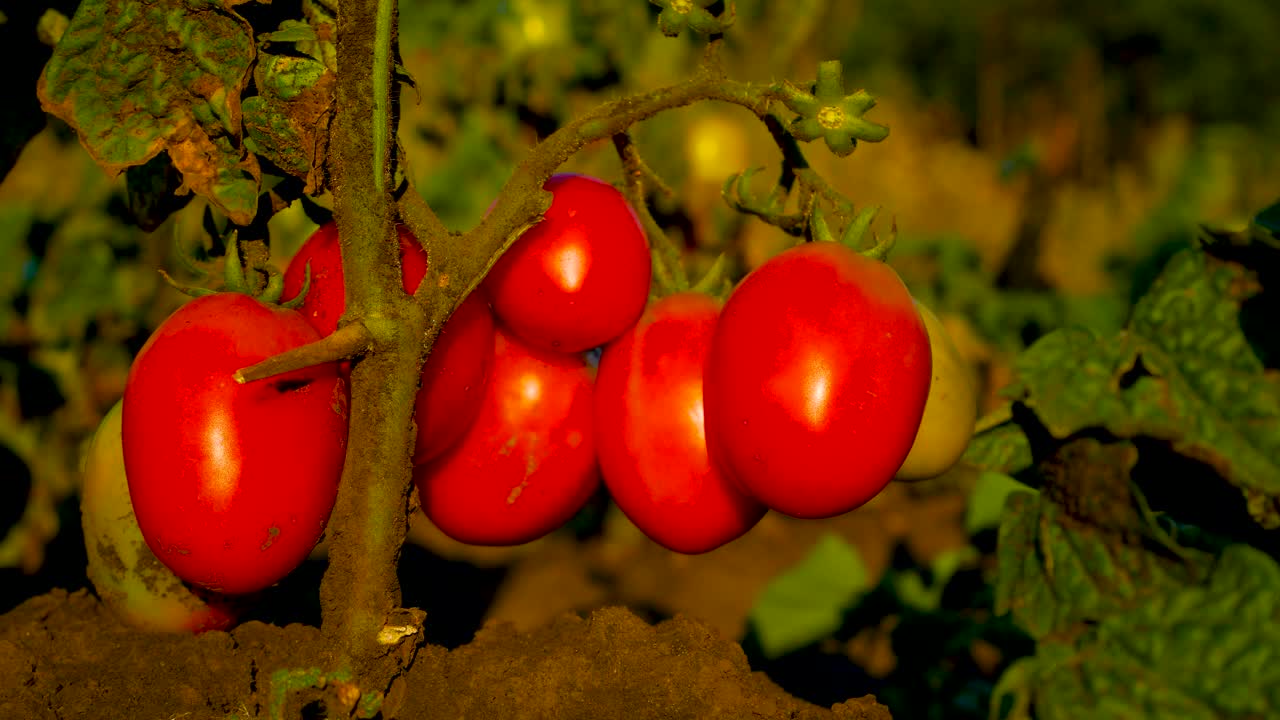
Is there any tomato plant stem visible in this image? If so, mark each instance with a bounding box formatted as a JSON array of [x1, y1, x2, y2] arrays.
[[398, 38, 800, 324], [232, 322, 372, 384], [320, 0, 428, 681]]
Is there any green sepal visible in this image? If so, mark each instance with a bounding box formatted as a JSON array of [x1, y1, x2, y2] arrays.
[[807, 203, 892, 260], [809, 205, 837, 243], [280, 262, 312, 310], [844, 205, 880, 249], [222, 231, 250, 295], [860, 220, 897, 262], [259, 265, 285, 305], [688, 252, 730, 300], [722, 167, 789, 222], [158, 269, 218, 299]]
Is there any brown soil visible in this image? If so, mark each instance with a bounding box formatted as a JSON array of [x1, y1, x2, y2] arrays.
[[1, 589, 891, 720], [2, 469, 972, 719]]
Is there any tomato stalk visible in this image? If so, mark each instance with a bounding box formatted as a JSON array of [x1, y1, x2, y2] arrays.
[[319, 0, 431, 683], [395, 39, 828, 318], [232, 322, 373, 384]]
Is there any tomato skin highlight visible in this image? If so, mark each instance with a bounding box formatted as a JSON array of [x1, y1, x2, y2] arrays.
[[482, 173, 652, 353], [122, 293, 348, 595], [595, 292, 766, 554], [283, 221, 495, 462], [414, 327, 599, 546], [703, 242, 932, 519]]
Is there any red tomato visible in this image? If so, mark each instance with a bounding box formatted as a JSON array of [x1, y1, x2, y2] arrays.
[[482, 173, 652, 353], [414, 327, 599, 545], [411, 291, 496, 462], [283, 222, 429, 337], [594, 292, 766, 554], [283, 221, 495, 462], [703, 242, 932, 519], [122, 293, 349, 594]]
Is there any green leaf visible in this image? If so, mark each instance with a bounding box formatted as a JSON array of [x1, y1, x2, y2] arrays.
[[998, 243, 1280, 526], [748, 533, 870, 659], [962, 413, 1034, 475], [1012, 544, 1280, 720], [257, 20, 317, 45], [37, 0, 259, 224], [891, 545, 980, 612], [994, 491, 1215, 641], [964, 471, 1035, 535], [242, 52, 333, 189]]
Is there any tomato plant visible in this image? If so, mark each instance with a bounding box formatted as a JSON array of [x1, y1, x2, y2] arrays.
[[893, 300, 978, 481], [703, 242, 932, 519], [414, 326, 599, 546], [283, 221, 495, 462], [482, 173, 652, 353], [594, 292, 766, 553], [122, 292, 349, 595], [81, 400, 243, 633]]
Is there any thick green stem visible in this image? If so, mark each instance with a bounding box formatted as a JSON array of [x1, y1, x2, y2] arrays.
[[319, 0, 427, 672]]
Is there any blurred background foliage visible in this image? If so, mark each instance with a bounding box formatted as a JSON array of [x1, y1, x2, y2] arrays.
[[1, 1, 1278, 718]]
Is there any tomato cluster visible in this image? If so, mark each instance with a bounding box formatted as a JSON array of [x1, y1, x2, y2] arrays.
[[411, 173, 975, 552], [88, 170, 976, 633]]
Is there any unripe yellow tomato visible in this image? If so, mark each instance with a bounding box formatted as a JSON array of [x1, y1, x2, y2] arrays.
[[81, 400, 241, 632], [894, 301, 978, 481]]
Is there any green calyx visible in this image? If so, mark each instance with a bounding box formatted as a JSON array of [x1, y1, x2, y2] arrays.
[[777, 60, 890, 157], [650, 0, 736, 38], [721, 166, 798, 232], [160, 232, 312, 308], [648, 210, 730, 302], [809, 204, 896, 261]]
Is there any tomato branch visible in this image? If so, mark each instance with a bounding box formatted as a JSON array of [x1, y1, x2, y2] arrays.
[[612, 131, 688, 293], [321, 0, 429, 680], [231, 322, 372, 384], [396, 39, 791, 317]]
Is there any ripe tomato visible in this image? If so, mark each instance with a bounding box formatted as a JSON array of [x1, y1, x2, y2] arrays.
[[482, 173, 652, 353], [122, 293, 348, 594], [283, 222, 428, 336], [81, 400, 243, 633], [894, 301, 978, 481], [594, 292, 766, 554], [283, 221, 495, 462], [703, 242, 932, 519], [411, 291, 496, 462], [414, 327, 599, 546]]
